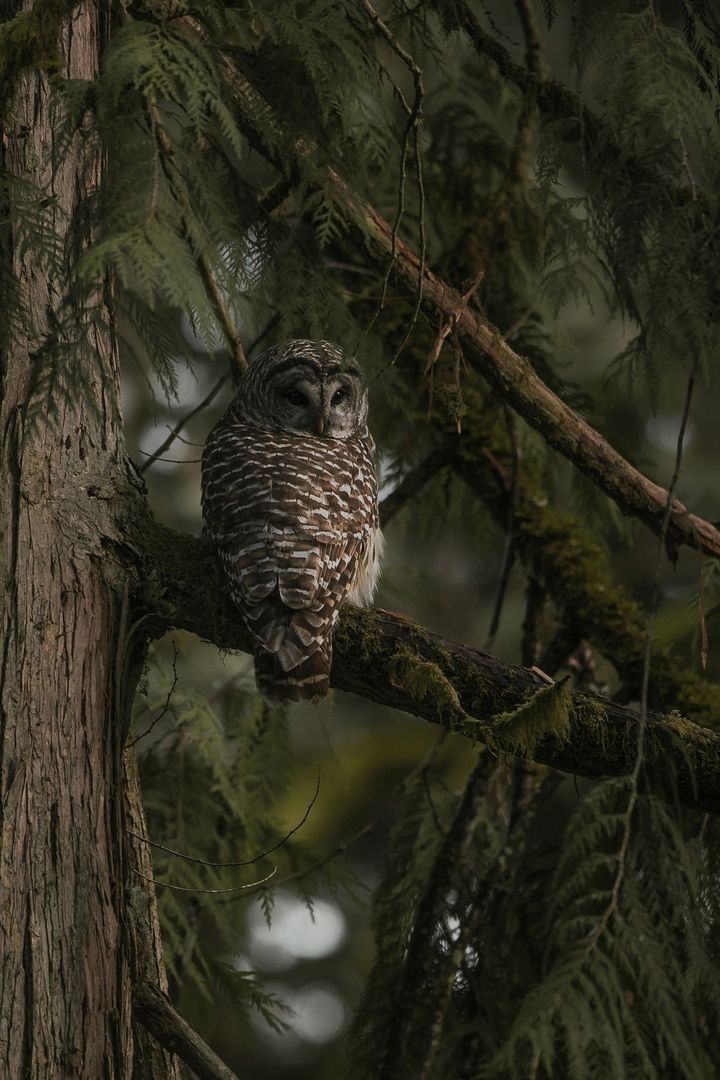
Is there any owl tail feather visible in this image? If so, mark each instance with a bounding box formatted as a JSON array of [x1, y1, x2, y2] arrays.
[[254, 643, 332, 703]]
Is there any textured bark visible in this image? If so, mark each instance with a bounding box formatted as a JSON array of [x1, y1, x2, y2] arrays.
[[0, 5, 177, 1076]]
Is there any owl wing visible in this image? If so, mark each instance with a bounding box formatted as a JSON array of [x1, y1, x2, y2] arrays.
[[202, 424, 375, 699]]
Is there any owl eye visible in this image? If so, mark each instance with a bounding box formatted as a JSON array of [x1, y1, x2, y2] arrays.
[[286, 389, 308, 407], [331, 388, 346, 406]]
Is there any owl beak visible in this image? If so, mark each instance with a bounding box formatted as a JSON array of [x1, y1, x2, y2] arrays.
[[315, 414, 325, 436]]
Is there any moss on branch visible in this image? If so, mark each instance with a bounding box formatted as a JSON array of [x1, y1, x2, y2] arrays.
[[448, 394, 720, 728], [129, 509, 720, 815]]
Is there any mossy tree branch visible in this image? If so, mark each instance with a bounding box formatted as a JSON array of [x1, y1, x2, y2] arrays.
[[124, 508, 720, 815], [447, 402, 720, 726], [325, 168, 720, 562]]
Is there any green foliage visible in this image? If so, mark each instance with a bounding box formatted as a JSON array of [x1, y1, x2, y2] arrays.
[[5, 0, 720, 1075], [348, 769, 720, 1079], [348, 772, 504, 1078], [134, 649, 304, 1016], [484, 782, 720, 1079]]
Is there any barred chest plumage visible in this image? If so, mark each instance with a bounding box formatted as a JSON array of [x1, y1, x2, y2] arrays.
[[201, 339, 382, 702]]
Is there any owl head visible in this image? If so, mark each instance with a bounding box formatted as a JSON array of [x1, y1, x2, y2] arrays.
[[234, 339, 369, 439]]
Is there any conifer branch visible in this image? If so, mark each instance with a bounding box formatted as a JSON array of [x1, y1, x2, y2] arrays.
[[436, 0, 687, 204], [323, 166, 720, 564], [150, 108, 247, 380], [589, 371, 695, 950], [449, 396, 720, 723], [133, 981, 240, 1080], [131, 516, 720, 815], [194, 36, 720, 565], [156, 18, 720, 696], [377, 757, 490, 1079]]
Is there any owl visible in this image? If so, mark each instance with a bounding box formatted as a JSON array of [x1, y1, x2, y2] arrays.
[[201, 339, 383, 702]]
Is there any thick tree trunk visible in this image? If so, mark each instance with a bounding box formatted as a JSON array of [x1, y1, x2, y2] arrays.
[[0, 5, 177, 1076]]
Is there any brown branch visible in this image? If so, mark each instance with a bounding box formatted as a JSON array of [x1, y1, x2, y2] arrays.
[[128, 515, 720, 815], [151, 107, 247, 381], [176, 14, 720, 563], [449, 402, 720, 723], [325, 166, 720, 562], [134, 981, 240, 1080]]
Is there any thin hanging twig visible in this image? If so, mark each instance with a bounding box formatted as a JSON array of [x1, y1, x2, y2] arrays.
[[127, 767, 321, 869], [358, 0, 425, 359], [132, 865, 277, 895], [484, 409, 520, 652], [588, 370, 696, 949], [127, 642, 179, 749], [138, 316, 278, 474], [221, 730, 449, 904]]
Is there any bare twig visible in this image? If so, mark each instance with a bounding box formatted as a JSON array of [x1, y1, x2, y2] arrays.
[[588, 371, 696, 948], [134, 981, 239, 1080], [358, 0, 425, 358], [127, 766, 321, 868], [424, 270, 485, 378], [138, 376, 230, 476], [133, 865, 277, 895], [139, 316, 278, 475], [138, 450, 202, 465], [222, 730, 449, 903], [484, 409, 519, 652], [127, 642, 179, 749]]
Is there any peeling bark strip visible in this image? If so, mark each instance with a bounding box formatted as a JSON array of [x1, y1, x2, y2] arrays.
[[138, 523, 720, 815]]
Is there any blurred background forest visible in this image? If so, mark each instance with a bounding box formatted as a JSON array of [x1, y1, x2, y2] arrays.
[[105, 0, 720, 1075]]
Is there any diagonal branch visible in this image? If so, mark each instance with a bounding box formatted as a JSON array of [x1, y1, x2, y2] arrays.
[[325, 166, 720, 563], [449, 397, 720, 724], [379, 442, 455, 528], [134, 981, 240, 1080], [127, 512, 720, 815], [177, 23, 720, 564]]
